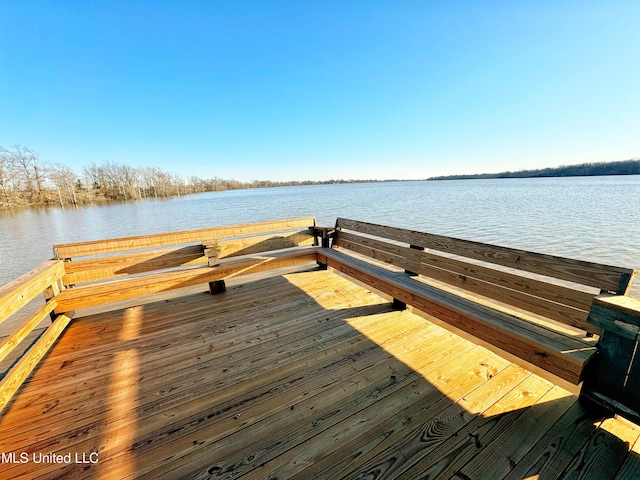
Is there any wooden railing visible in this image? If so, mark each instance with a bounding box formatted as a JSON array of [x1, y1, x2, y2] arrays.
[[0, 261, 73, 412], [52, 217, 319, 314], [2, 216, 640, 423], [318, 218, 639, 387], [0, 217, 320, 413]]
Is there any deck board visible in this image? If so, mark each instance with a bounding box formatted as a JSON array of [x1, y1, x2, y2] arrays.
[[0, 268, 638, 479]]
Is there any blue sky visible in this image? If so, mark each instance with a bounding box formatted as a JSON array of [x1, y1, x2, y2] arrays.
[[1, 1, 639, 182]]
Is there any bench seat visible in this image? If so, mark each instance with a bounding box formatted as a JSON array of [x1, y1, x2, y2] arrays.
[[318, 248, 596, 384]]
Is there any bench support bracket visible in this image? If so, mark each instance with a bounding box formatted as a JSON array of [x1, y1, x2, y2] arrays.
[[209, 280, 227, 295]]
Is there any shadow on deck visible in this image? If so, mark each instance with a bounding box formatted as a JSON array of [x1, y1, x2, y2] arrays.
[[1, 268, 639, 479]]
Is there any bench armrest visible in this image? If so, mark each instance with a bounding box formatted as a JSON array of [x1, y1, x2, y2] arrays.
[[587, 294, 640, 340]]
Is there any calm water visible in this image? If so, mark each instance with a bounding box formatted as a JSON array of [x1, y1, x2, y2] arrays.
[[1, 176, 639, 289]]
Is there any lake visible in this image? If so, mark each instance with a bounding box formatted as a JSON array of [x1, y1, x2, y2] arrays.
[[1, 176, 639, 293]]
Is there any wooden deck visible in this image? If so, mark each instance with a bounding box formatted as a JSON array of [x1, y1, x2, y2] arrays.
[[1, 268, 640, 479]]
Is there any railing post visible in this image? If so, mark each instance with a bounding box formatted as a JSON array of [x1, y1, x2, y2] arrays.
[[314, 227, 335, 270], [404, 244, 424, 276], [580, 295, 640, 423]]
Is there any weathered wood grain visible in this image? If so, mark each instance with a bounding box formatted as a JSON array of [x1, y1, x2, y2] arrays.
[[0, 312, 72, 413], [456, 385, 577, 480], [336, 217, 636, 293], [60, 231, 315, 285], [558, 415, 640, 480], [53, 217, 315, 258], [0, 268, 634, 480], [336, 231, 597, 333], [53, 246, 318, 313], [0, 299, 56, 365], [0, 260, 65, 324], [588, 295, 640, 340], [320, 248, 595, 384], [615, 420, 640, 480], [500, 400, 605, 480]]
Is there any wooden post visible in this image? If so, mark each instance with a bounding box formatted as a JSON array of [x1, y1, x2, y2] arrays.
[[203, 239, 225, 295], [43, 278, 64, 322], [405, 244, 424, 276], [314, 227, 334, 270], [580, 295, 640, 423], [203, 239, 221, 267], [392, 298, 407, 311], [209, 280, 226, 295]]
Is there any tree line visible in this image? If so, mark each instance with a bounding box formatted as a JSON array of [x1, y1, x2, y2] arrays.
[[0, 145, 380, 210], [427, 159, 640, 181]]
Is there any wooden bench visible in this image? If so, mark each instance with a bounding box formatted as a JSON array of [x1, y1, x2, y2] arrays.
[[53, 217, 319, 314], [317, 218, 638, 385]]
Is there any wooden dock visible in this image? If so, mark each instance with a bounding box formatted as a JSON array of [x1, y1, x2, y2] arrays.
[[2, 268, 640, 479]]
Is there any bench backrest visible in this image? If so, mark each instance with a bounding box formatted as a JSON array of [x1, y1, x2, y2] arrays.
[[333, 218, 637, 334], [54, 217, 317, 286]]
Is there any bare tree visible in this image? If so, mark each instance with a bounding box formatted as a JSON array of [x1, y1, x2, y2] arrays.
[[5, 146, 47, 202], [49, 163, 79, 207], [0, 148, 12, 205]]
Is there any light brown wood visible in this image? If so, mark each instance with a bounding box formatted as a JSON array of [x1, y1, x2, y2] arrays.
[[0, 260, 65, 324], [0, 312, 72, 413], [336, 217, 635, 293], [61, 230, 315, 285], [319, 248, 595, 384], [337, 230, 595, 308], [0, 269, 635, 480], [335, 231, 597, 332], [455, 385, 577, 480], [0, 299, 56, 365], [61, 245, 207, 285], [53, 217, 316, 258], [53, 247, 318, 313], [217, 229, 315, 257], [593, 294, 640, 317]]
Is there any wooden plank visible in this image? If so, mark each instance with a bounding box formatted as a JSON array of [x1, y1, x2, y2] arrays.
[[61, 245, 207, 285], [0, 261, 65, 325], [0, 296, 389, 440], [245, 356, 520, 480], [61, 231, 316, 285], [587, 302, 640, 340], [148, 347, 505, 480], [217, 230, 315, 258], [0, 267, 628, 480], [320, 249, 594, 383], [0, 300, 57, 365], [336, 218, 634, 293], [53, 247, 319, 313], [335, 232, 597, 333], [1, 309, 380, 449], [592, 294, 640, 322], [286, 347, 496, 480], [501, 401, 604, 480], [26, 284, 384, 394], [457, 385, 576, 480], [0, 291, 406, 477], [615, 423, 640, 480], [558, 415, 640, 480], [90, 313, 451, 480], [336, 230, 596, 311], [0, 312, 72, 413], [390, 372, 553, 480], [53, 217, 316, 259]]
